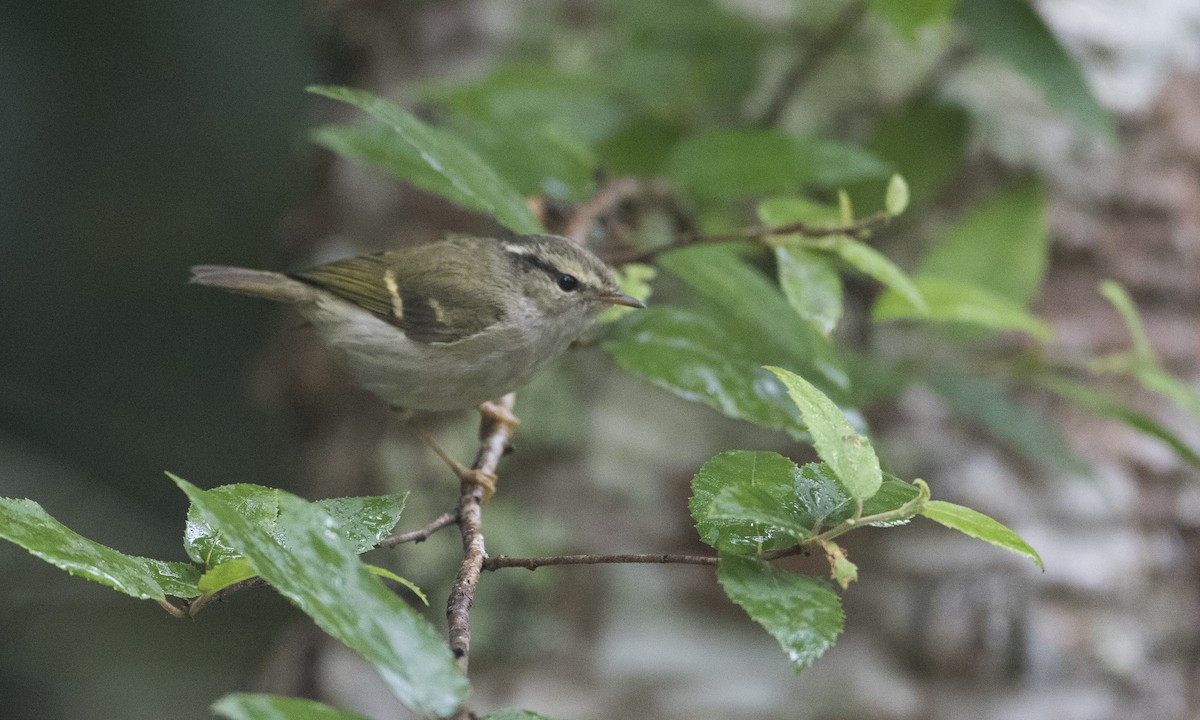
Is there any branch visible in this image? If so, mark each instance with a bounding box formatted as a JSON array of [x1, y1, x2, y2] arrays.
[[445, 394, 518, 675], [755, 2, 868, 128], [484, 553, 720, 571], [377, 510, 458, 548]]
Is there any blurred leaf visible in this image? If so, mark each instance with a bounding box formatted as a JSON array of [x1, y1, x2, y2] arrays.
[[598, 263, 656, 324], [820, 539, 858, 589], [176, 479, 467, 716], [447, 116, 595, 201], [480, 710, 561, 720], [597, 117, 685, 176], [873, 276, 1051, 341], [852, 98, 969, 210], [0, 497, 201, 600], [924, 371, 1089, 475], [921, 180, 1048, 305], [197, 558, 256, 596], [213, 694, 369, 720], [666, 130, 887, 202], [1098, 280, 1154, 363], [432, 64, 624, 142], [1042, 376, 1200, 470], [838, 239, 928, 314], [717, 555, 844, 672], [759, 197, 842, 229], [659, 246, 847, 389], [885, 173, 911, 216], [366, 565, 428, 606], [921, 500, 1043, 570], [955, 0, 1115, 140], [605, 307, 810, 437], [775, 245, 844, 336], [307, 85, 541, 234], [766, 367, 883, 500], [867, 0, 959, 38], [690, 451, 809, 554], [184, 483, 407, 566], [1135, 368, 1200, 420], [612, 0, 764, 121]]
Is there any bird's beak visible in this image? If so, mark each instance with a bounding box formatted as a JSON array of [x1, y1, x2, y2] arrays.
[[599, 291, 646, 309]]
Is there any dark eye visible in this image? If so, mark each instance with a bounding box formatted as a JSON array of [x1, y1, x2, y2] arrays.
[[556, 274, 579, 292]]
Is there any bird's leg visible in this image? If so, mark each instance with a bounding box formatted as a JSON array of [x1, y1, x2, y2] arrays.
[[478, 399, 520, 437], [412, 424, 498, 500]]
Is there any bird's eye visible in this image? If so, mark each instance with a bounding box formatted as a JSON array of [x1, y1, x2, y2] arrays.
[[556, 274, 579, 292]]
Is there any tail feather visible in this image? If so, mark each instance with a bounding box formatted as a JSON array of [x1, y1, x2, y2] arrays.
[[189, 265, 314, 304]]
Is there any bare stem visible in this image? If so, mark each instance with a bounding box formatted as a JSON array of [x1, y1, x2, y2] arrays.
[[445, 394, 518, 675], [484, 552, 720, 571], [378, 510, 459, 548]]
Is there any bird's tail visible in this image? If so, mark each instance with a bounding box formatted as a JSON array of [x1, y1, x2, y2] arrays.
[[189, 265, 315, 304]]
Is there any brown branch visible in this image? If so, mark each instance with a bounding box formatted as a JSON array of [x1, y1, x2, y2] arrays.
[[564, 177, 646, 245], [755, 2, 868, 128], [445, 394, 518, 677], [377, 509, 459, 548], [484, 553, 719, 571]]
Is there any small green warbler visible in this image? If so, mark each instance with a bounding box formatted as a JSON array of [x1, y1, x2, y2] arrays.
[[191, 233, 643, 416]]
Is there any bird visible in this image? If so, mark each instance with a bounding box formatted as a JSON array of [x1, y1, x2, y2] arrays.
[[190, 233, 644, 492]]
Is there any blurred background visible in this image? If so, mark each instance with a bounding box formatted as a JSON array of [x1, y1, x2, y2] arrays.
[[2, 1, 1200, 719]]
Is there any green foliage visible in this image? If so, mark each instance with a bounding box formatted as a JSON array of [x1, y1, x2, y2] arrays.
[[213, 694, 370, 720], [874, 275, 1051, 340], [177, 478, 468, 717], [775, 245, 843, 336], [0, 497, 201, 600], [479, 709, 562, 720], [717, 555, 843, 673], [867, 0, 959, 38], [307, 85, 542, 234], [860, 98, 969, 209], [955, 0, 1115, 140], [920, 180, 1049, 305], [921, 501, 1044, 569], [766, 367, 882, 501]]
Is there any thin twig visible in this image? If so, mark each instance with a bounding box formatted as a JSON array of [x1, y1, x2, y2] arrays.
[[377, 510, 459, 548], [484, 553, 720, 571], [445, 394, 518, 675], [605, 211, 891, 265], [183, 577, 270, 617], [756, 2, 868, 128], [564, 177, 645, 246]]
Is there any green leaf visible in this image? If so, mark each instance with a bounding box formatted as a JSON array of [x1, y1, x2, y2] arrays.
[[867, 0, 959, 38], [758, 196, 842, 229], [366, 565, 428, 606], [690, 451, 809, 554], [596, 117, 685, 176], [480, 709, 561, 720], [775, 245, 843, 336], [924, 371, 1089, 475], [885, 174, 911, 216], [184, 484, 407, 567], [176, 479, 467, 717], [921, 500, 1043, 570], [795, 464, 921, 528], [605, 307, 810, 437], [666, 130, 887, 202], [1041, 376, 1200, 470], [837, 239, 928, 315], [197, 558, 257, 596], [659, 246, 846, 389], [717, 555, 844, 672], [446, 115, 595, 201], [955, 0, 1115, 140], [0, 497, 200, 600], [1099, 280, 1154, 363], [920, 180, 1048, 305], [766, 367, 883, 500], [598, 263, 656, 324], [307, 85, 541, 234], [213, 694, 369, 720], [432, 64, 625, 143], [873, 276, 1051, 341], [854, 98, 969, 210]]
